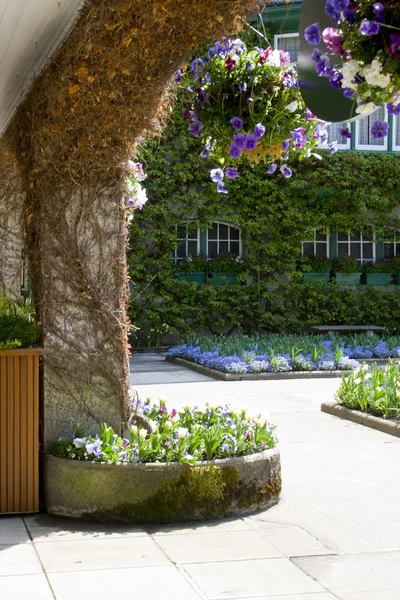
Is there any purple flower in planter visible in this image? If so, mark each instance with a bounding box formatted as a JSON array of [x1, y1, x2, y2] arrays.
[[390, 33, 400, 59], [280, 164, 292, 178], [267, 163, 277, 174], [204, 72, 212, 83], [234, 133, 247, 149], [343, 8, 357, 23], [304, 23, 321, 45], [210, 168, 224, 183], [188, 122, 203, 137], [217, 181, 229, 194], [253, 123, 266, 139], [174, 70, 182, 83], [325, 1, 340, 22], [230, 116, 243, 130], [311, 48, 323, 63], [245, 134, 258, 151], [343, 87, 356, 99], [371, 120, 389, 139], [330, 141, 338, 154], [246, 61, 255, 71], [226, 167, 239, 179], [198, 90, 206, 104], [316, 55, 332, 77], [329, 70, 343, 88], [331, 0, 349, 10], [360, 20, 380, 36], [387, 102, 400, 116], [373, 2, 385, 22], [282, 139, 291, 152], [291, 128, 306, 148], [200, 149, 209, 159], [340, 128, 352, 139], [239, 82, 247, 92], [229, 144, 242, 159]]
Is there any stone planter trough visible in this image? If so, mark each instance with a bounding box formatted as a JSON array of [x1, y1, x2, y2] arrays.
[[44, 449, 281, 523]]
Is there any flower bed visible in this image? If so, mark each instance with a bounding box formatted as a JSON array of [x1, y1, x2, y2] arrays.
[[45, 401, 280, 522], [167, 333, 400, 374], [335, 361, 400, 420]]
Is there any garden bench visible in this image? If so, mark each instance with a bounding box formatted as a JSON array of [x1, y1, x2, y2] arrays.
[[311, 325, 385, 338]]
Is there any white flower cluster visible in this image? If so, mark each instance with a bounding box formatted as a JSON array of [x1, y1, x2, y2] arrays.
[[340, 58, 396, 116]]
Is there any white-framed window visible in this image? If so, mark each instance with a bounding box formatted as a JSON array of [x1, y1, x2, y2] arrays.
[[172, 224, 200, 263], [383, 231, 400, 258], [337, 231, 375, 263], [392, 114, 400, 152], [319, 121, 351, 150], [207, 222, 241, 259], [302, 230, 330, 257], [274, 33, 299, 64], [355, 106, 388, 151]]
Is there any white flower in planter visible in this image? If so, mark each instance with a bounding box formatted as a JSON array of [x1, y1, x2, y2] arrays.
[[138, 428, 148, 440], [177, 427, 188, 439], [73, 437, 87, 448]]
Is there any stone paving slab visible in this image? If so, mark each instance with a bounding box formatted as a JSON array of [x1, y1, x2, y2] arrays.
[[0, 574, 54, 600]]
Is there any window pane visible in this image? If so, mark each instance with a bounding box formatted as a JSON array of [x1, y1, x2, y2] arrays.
[[316, 243, 327, 257], [384, 243, 395, 259], [177, 225, 186, 239], [230, 227, 240, 240], [219, 224, 228, 240], [357, 106, 386, 147], [177, 243, 186, 258], [395, 115, 400, 148], [395, 242, 400, 256], [325, 122, 351, 146], [350, 243, 361, 259], [219, 241, 229, 254], [303, 243, 315, 256], [188, 240, 198, 256], [276, 35, 299, 63], [338, 232, 348, 241], [338, 243, 349, 257], [363, 243, 373, 259], [208, 241, 218, 258], [350, 231, 361, 241], [187, 228, 197, 240], [315, 232, 327, 241], [230, 242, 240, 256], [208, 223, 218, 239]]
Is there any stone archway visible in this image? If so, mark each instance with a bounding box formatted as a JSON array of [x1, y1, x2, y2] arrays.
[[1, 0, 256, 440]]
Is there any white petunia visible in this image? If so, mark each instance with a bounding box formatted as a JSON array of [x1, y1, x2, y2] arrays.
[[285, 100, 299, 113], [138, 428, 147, 439], [177, 427, 188, 439], [266, 49, 281, 67], [356, 102, 378, 116], [73, 437, 87, 448]]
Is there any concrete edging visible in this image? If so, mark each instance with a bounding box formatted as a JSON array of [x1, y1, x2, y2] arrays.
[[321, 402, 400, 437], [44, 449, 282, 523], [166, 356, 348, 381]]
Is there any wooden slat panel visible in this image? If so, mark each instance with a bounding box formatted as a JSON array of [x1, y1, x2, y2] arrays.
[[26, 355, 34, 512], [0, 349, 41, 514], [13, 356, 21, 513], [20, 355, 28, 512], [0, 356, 7, 513]]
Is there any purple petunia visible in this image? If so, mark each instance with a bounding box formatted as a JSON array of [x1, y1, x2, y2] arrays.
[[282, 139, 291, 152], [340, 128, 352, 139], [200, 149, 209, 159], [371, 120, 389, 139], [390, 33, 400, 59], [230, 116, 243, 130], [267, 163, 277, 174], [325, 1, 340, 22], [343, 8, 357, 23], [331, 0, 349, 10], [330, 141, 338, 154], [316, 55, 331, 77], [226, 167, 239, 179], [210, 168, 224, 183], [174, 70, 182, 83], [229, 144, 242, 159], [343, 87, 356, 99], [188, 122, 203, 137], [373, 2, 385, 22], [253, 123, 266, 139], [239, 82, 247, 92], [245, 134, 258, 151], [387, 102, 400, 116], [217, 181, 228, 194], [280, 164, 292, 178], [233, 133, 247, 149], [311, 48, 323, 63], [291, 128, 307, 148], [360, 20, 380, 36], [329, 70, 343, 89], [304, 23, 321, 45]]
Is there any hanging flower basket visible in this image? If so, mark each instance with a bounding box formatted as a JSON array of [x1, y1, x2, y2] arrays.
[[176, 38, 325, 193], [304, 1, 400, 134]]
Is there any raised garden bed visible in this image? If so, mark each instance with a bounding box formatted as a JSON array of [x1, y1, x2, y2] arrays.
[[321, 402, 400, 437], [45, 400, 281, 523]]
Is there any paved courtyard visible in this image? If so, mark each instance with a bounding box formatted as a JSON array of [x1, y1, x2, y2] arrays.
[[1, 353, 400, 599]]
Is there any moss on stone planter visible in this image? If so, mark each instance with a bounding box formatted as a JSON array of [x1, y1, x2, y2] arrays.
[[45, 450, 281, 523]]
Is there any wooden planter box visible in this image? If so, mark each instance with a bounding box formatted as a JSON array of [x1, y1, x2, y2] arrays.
[[362, 273, 393, 286], [335, 272, 362, 285], [0, 348, 43, 514], [211, 272, 239, 286], [302, 272, 330, 283], [175, 272, 206, 284]]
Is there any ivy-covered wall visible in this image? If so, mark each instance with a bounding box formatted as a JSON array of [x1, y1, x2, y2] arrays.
[[128, 104, 400, 345]]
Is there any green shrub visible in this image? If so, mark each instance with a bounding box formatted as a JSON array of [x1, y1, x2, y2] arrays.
[[0, 315, 39, 348]]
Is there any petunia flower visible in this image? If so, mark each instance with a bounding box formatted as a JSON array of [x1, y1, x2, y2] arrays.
[[210, 168, 224, 182], [371, 120, 389, 139], [304, 23, 321, 45], [217, 181, 228, 194], [360, 20, 380, 36], [253, 123, 266, 139], [230, 116, 243, 130], [267, 163, 277, 174], [226, 167, 239, 179], [280, 164, 292, 178], [245, 134, 258, 151]]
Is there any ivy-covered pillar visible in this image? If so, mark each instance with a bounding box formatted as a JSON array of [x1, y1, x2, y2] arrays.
[[5, 0, 255, 440]]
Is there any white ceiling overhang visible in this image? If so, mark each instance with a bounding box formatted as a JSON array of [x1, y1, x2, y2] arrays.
[[0, 0, 84, 136]]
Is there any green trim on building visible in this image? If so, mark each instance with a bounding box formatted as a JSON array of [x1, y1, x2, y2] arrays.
[[261, 4, 301, 35]]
